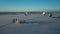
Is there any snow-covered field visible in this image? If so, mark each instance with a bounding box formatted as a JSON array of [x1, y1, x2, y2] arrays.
[[0, 13, 60, 34]]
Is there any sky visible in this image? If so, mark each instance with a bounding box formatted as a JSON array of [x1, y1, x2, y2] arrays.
[[0, 0, 60, 12]]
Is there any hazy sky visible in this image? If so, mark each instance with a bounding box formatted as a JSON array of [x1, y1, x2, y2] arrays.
[[0, 0, 60, 12]]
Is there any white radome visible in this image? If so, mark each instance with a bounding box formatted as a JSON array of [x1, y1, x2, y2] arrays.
[[43, 12, 45, 15]]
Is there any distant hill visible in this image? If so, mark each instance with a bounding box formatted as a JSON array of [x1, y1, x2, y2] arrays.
[[0, 11, 60, 15]]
